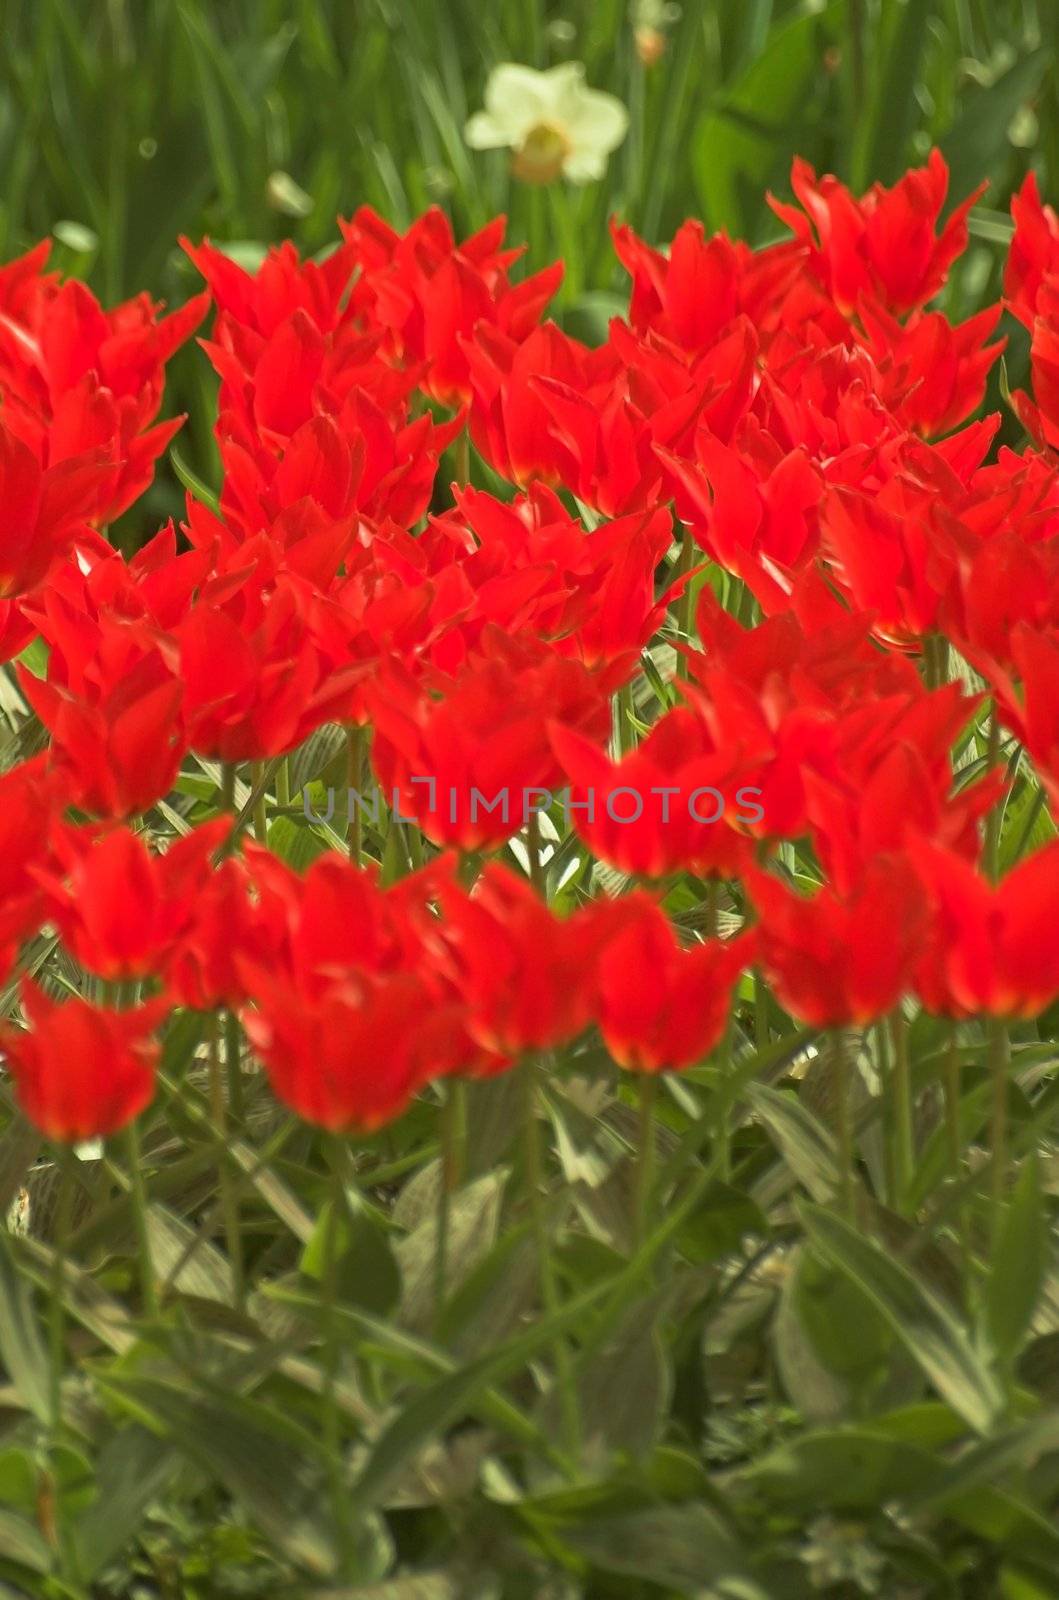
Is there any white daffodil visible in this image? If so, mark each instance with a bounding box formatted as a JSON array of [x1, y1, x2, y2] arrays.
[[465, 62, 629, 185]]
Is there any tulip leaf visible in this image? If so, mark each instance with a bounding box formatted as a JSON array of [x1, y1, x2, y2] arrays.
[[0, 1507, 52, 1573], [799, 1203, 1004, 1434], [0, 1234, 51, 1424], [558, 1503, 752, 1592], [746, 1082, 840, 1202], [986, 1155, 1048, 1365], [71, 1426, 180, 1580], [98, 1373, 344, 1575]]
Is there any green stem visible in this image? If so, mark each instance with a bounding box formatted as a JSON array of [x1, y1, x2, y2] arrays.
[[221, 761, 236, 814], [323, 1142, 356, 1579], [715, 1018, 733, 1183], [754, 974, 769, 1050], [124, 1119, 158, 1319], [433, 1082, 456, 1335], [875, 1021, 898, 1207], [616, 682, 635, 755], [527, 807, 547, 899], [225, 1008, 244, 1123], [988, 1016, 1011, 1244], [985, 705, 1002, 882], [454, 429, 470, 490], [833, 1030, 854, 1219], [634, 1073, 658, 1249], [276, 756, 290, 810], [346, 725, 366, 867], [705, 877, 719, 940], [250, 759, 268, 843], [943, 1023, 962, 1180], [944, 1022, 970, 1303], [208, 1017, 246, 1315], [523, 1056, 579, 1461], [674, 524, 695, 679], [47, 1149, 80, 1587], [889, 1007, 914, 1214]]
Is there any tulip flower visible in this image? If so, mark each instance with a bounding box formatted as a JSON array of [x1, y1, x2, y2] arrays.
[[595, 895, 754, 1072], [0, 983, 168, 1142]]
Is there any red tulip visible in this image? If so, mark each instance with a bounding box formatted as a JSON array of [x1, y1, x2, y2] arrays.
[[36, 819, 230, 982], [596, 895, 754, 1071], [746, 857, 928, 1027], [911, 838, 1059, 1019], [1, 982, 168, 1142]]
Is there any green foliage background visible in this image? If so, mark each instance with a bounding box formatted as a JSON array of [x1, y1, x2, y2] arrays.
[[1, 5, 1059, 1599]]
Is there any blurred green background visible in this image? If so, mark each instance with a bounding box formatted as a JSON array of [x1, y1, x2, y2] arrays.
[[0, 0, 1054, 517]]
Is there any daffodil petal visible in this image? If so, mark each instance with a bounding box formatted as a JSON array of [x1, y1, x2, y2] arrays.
[[563, 91, 630, 155], [482, 64, 554, 134], [464, 112, 512, 150]]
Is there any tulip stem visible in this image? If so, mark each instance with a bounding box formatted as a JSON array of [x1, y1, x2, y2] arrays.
[[124, 1119, 158, 1319], [674, 524, 695, 678], [889, 1007, 914, 1213], [47, 1149, 80, 1586], [527, 808, 547, 898], [433, 1081, 457, 1335], [944, 1023, 971, 1301], [754, 975, 769, 1049], [715, 1018, 733, 1182], [221, 761, 235, 813], [616, 682, 635, 754], [454, 429, 470, 491], [225, 1008, 244, 1122], [634, 1072, 658, 1249], [833, 1030, 854, 1218], [346, 725, 366, 867], [984, 705, 1002, 882], [705, 878, 719, 940], [322, 1140, 356, 1579], [276, 756, 290, 809], [208, 1016, 245, 1314], [944, 1023, 962, 1180], [250, 759, 268, 843], [988, 1016, 1010, 1243], [523, 1056, 579, 1461]]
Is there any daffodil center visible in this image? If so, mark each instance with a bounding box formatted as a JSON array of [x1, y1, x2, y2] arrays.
[[512, 122, 571, 185]]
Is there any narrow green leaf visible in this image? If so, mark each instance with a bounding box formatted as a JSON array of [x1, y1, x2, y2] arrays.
[[0, 1234, 50, 1423], [800, 1203, 1004, 1434], [987, 1155, 1048, 1364]]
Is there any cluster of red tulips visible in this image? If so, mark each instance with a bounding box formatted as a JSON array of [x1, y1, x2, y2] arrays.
[[2, 152, 1059, 1146]]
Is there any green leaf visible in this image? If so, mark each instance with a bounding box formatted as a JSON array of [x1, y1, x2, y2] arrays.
[[268, 813, 332, 871], [0, 1234, 50, 1423], [940, 48, 1052, 207], [746, 1082, 839, 1202], [676, 1181, 768, 1264], [692, 4, 839, 238], [560, 1503, 752, 1592], [738, 1424, 942, 1512], [558, 1299, 671, 1460], [800, 1204, 1004, 1434], [72, 1427, 180, 1580], [858, 0, 932, 186], [301, 1199, 401, 1317], [99, 1373, 340, 1575], [170, 447, 220, 514], [987, 1155, 1048, 1364], [0, 1508, 51, 1573], [350, 1271, 620, 1510], [396, 1170, 506, 1333]]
